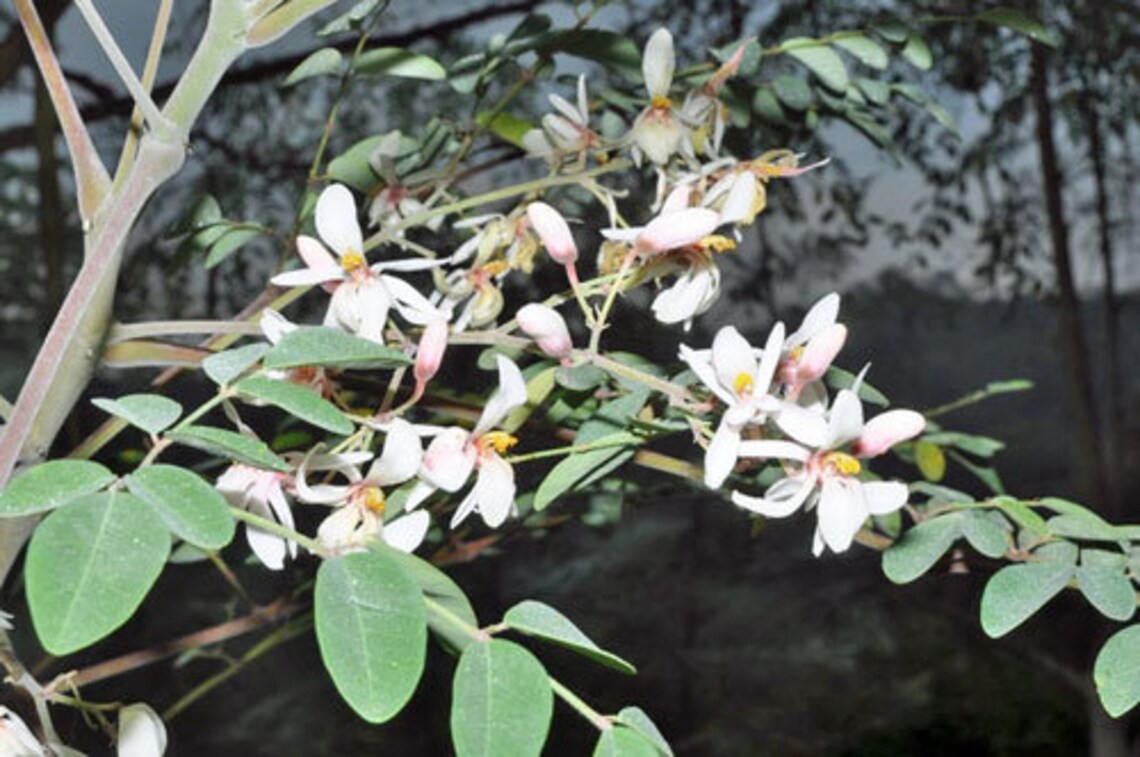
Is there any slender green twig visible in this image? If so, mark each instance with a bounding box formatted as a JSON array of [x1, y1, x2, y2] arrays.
[[112, 0, 173, 187]]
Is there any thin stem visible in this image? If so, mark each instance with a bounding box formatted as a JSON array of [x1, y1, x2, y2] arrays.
[[584, 352, 693, 405], [112, 0, 173, 187], [171, 393, 228, 432], [229, 507, 324, 557], [549, 677, 612, 732], [107, 319, 263, 344], [206, 552, 255, 606], [587, 248, 638, 353], [73, 0, 170, 135], [506, 435, 639, 465]]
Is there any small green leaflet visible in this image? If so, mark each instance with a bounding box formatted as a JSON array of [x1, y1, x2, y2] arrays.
[[616, 707, 673, 756], [1076, 564, 1136, 622], [881, 513, 962, 584], [203, 343, 269, 386], [92, 394, 182, 435], [204, 227, 262, 269], [283, 47, 343, 86], [26, 491, 170, 655], [900, 34, 932, 70], [978, 8, 1059, 48], [0, 460, 116, 517], [1095, 625, 1140, 717], [356, 47, 446, 80], [544, 29, 642, 82], [168, 426, 289, 472], [781, 38, 848, 93], [959, 510, 1009, 558], [503, 600, 636, 674], [234, 375, 353, 435], [772, 75, 813, 112], [594, 727, 660, 757], [263, 327, 410, 371], [831, 35, 889, 70], [451, 639, 553, 757], [914, 440, 946, 482], [125, 465, 236, 551], [315, 552, 427, 723], [979, 562, 1074, 638]]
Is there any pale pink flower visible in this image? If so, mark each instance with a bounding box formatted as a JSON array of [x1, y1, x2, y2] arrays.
[[526, 202, 578, 265], [517, 303, 573, 359], [216, 463, 299, 571]]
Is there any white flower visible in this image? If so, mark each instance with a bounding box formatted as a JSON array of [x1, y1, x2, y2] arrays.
[[523, 75, 600, 163], [649, 251, 721, 329], [680, 323, 786, 488], [601, 207, 721, 256], [216, 463, 299, 571], [517, 303, 573, 359], [271, 184, 441, 343], [630, 29, 685, 165], [778, 292, 847, 401], [733, 388, 925, 555], [0, 707, 45, 756], [407, 355, 528, 529], [294, 420, 430, 554]]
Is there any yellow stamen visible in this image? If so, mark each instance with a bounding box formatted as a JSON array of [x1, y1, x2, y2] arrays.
[[359, 486, 386, 514], [699, 234, 737, 254], [651, 95, 673, 109], [480, 260, 510, 277], [733, 371, 754, 397], [480, 431, 518, 455], [341, 251, 367, 273], [824, 451, 861, 476]]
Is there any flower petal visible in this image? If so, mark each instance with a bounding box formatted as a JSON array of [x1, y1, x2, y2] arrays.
[[732, 473, 816, 517], [710, 326, 758, 400], [826, 389, 864, 449], [317, 505, 364, 551], [679, 343, 734, 406], [786, 292, 840, 347], [643, 28, 675, 99], [774, 402, 829, 448], [315, 183, 364, 256], [797, 323, 847, 382], [367, 418, 424, 487], [855, 410, 925, 458], [704, 419, 740, 489], [817, 477, 864, 553], [527, 202, 578, 265], [384, 510, 430, 552], [474, 355, 527, 435], [420, 427, 476, 492], [755, 321, 786, 393], [862, 480, 909, 515], [736, 439, 811, 462], [638, 208, 720, 253], [517, 303, 573, 358]]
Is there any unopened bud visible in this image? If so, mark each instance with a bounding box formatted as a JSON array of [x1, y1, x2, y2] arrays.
[[527, 202, 578, 265], [414, 318, 449, 386], [517, 303, 573, 359]]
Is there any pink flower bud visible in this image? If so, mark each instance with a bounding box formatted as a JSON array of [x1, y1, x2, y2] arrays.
[[517, 303, 573, 359], [414, 317, 449, 386], [853, 409, 926, 458], [797, 323, 847, 383], [638, 208, 720, 254], [527, 202, 578, 265]]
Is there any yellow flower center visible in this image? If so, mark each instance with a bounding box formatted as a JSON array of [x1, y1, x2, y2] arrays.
[[479, 431, 518, 455], [341, 250, 367, 274], [480, 260, 510, 278], [824, 451, 861, 476], [733, 371, 754, 398], [698, 234, 737, 254], [651, 95, 673, 110], [359, 485, 386, 514]]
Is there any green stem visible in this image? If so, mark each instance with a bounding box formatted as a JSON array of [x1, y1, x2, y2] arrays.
[[584, 352, 693, 404], [171, 392, 228, 432], [229, 507, 324, 557], [107, 320, 263, 344], [587, 247, 638, 353], [549, 677, 612, 732], [506, 434, 638, 465]]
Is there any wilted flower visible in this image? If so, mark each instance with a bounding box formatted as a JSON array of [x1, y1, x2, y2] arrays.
[[522, 75, 601, 164]]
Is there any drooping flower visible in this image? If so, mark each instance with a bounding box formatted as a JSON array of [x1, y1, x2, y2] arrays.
[[412, 316, 450, 403], [732, 388, 925, 555], [522, 75, 601, 164], [271, 183, 441, 343], [526, 202, 578, 266], [407, 355, 528, 529], [630, 29, 685, 165], [294, 419, 430, 554], [517, 303, 573, 359], [778, 292, 847, 402], [680, 323, 786, 488], [601, 207, 722, 257], [216, 461, 305, 571]]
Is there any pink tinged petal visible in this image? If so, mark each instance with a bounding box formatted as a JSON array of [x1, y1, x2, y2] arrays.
[[527, 202, 578, 265], [826, 389, 865, 449], [786, 292, 840, 347], [639, 208, 721, 254], [315, 183, 364, 256], [474, 355, 527, 435], [414, 318, 450, 385], [544, 114, 582, 148], [797, 323, 847, 382], [736, 439, 811, 462], [710, 326, 759, 400], [246, 521, 288, 570], [817, 477, 865, 553], [774, 403, 829, 448], [368, 418, 424, 487], [517, 304, 573, 358], [295, 234, 343, 276], [384, 510, 430, 552], [651, 271, 710, 325], [643, 28, 675, 98], [523, 129, 553, 158], [660, 184, 693, 214], [855, 410, 926, 458], [732, 473, 816, 517], [718, 174, 756, 225], [317, 506, 363, 550], [704, 419, 741, 489], [420, 427, 476, 492], [755, 321, 786, 393], [862, 480, 909, 515]]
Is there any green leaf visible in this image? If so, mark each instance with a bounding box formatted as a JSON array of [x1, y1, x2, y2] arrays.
[[782, 38, 848, 93], [978, 8, 1059, 47], [234, 375, 353, 435], [994, 497, 1049, 537], [202, 343, 269, 386], [504, 600, 635, 675], [831, 35, 888, 70], [26, 492, 169, 655], [475, 111, 533, 149], [855, 77, 890, 106], [947, 450, 1004, 494], [555, 363, 608, 391], [451, 639, 553, 757], [283, 47, 343, 86], [168, 426, 288, 472], [380, 546, 479, 651], [751, 88, 787, 125], [960, 510, 1009, 558], [921, 432, 1004, 458], [771, 75, 812, 111], [616, 707, 672, 756], [985, 378, 1034, 394], [594, 727, 660, 757], [327, 136, 383, 191], [92, 394, 182, 435], [0, 460, 116, 517], [263, 327, 410, 371], [882, 514, 962, 584], [979, 562, 1073, 638], [545, 29, 642, 81], [508, 13, 552, 42], [319, 0, 384, 35], [914, 440, 945, 482], [1095, 625, 1140, 717], [900, 34, 932, 70], [1076, 565, 1136, 622], [315, 551, 427, 723], [357, 47, 446, 80], [870, 18, 909, 44], [825, 366, 888, 406], [205, 227, 262, 269], [125, 465, 236, 551]]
